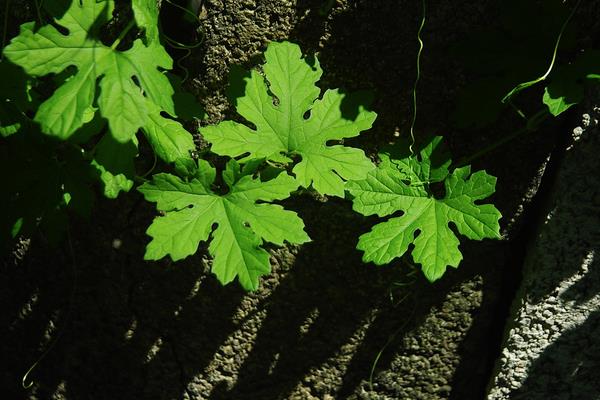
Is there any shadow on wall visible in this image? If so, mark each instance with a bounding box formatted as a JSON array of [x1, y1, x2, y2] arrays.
[[511, 311, 600, 400], [1, 190, 464, 400], [518, 149, 600, 397], [0, 1, 574, 400], [486, 108, 600, 399], [0, 192, 247, 400]]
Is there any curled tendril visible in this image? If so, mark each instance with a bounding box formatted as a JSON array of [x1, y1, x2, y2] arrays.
[[160, 0, 205, 83], [408, 0, 426, 158]]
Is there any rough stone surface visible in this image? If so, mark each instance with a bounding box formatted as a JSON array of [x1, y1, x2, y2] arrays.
[[487, 92, 600, 399], [0, 1, 572, 400]]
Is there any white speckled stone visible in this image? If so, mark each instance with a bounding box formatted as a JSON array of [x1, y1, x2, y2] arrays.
[[487, 89, 600, 399]]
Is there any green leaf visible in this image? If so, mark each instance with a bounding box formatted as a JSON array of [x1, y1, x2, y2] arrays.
[[139, 160, 310, 291], [543, 50, 600, 116], [91, 135, 138, 198], [201, 41, 376, 197], [543, 85, 580, 116], [451, 0, 575, 128], [131, 0, 160, 42], [141, 98, 196, 170], [347, 137, 501, 281], [168, 73, 206, 120], [380, 136, 451, 184], [3, 0, 174, 141]]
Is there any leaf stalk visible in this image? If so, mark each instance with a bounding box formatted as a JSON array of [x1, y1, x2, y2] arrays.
[[110, 19, 136, 50]]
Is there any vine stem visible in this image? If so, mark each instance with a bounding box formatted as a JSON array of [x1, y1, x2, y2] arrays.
[[408, 0, 426, 157], [110, 19, 136, 50], [456, 109, 550, 167], [34, 0, 43, 25]]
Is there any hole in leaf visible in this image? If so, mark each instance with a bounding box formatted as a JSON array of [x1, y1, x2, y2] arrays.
[[49, 21, 70, 36], [303, 110, 311, 120], [160, 111, 177, 120], [272, 95, 280, 107], [131, 75, 141, 88]]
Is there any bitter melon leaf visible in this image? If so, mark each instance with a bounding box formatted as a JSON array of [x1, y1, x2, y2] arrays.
[[3, 0, 175, 141], [139, 159, 310, 291], [201, 41, 376, 197], [141, 98, 196, 172], [452, 0, 575, 128], [543, 50, 600, 116], [91, 135, 138, 198], [131, 0, 160, 42], [380, 136, 451, 184], [168, 73, 206, 120], [347, 146, 501, 281]]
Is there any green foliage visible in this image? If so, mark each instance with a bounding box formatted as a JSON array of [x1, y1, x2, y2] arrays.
[[139, 160, 310, 291], [2, 0, 200, 198], [201, 41, 377, 197], [0, 130, 96, 249], [91, 135, 138, 198], [0, 0, 205, 253], [347, 137, 501, 281], [543, 50, 600, 116], [452, 0, 576, 128], [4, 0, 168, 141], [1, 0, 513, 290]]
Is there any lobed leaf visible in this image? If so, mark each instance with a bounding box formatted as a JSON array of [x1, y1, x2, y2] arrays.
[[201, 41, 377, 197], [348, 137, 501, 281], [139, 160, 310, 291], [3, 0, 175, 142], [543, 50, 600, 116]]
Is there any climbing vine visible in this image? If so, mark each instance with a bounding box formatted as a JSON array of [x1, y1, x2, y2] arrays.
[[2, 0, 596, 292]]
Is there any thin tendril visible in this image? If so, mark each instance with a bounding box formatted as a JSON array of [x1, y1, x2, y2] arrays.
[[160, 0, 205, 83], [409, 0, 426, 157], [163, 0, 201, 23], [139, 152, 158, 179], [34, 0, 43, 25], [501, 0, 582, 104], [22, 227, 78, 389], [161, 34, 203, 83]]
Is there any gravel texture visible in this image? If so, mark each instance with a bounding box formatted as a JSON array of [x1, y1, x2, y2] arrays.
[[487, 92, 600, 399]]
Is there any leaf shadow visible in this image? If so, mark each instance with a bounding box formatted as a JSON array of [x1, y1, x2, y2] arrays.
[[0, 193, 246, 400]]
